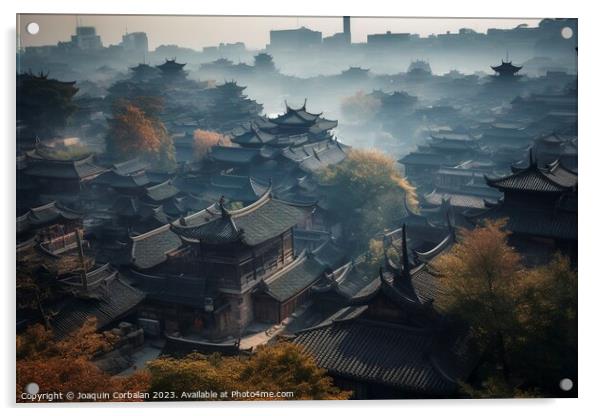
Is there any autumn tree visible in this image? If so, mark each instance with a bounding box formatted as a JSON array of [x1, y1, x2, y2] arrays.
[[192, 129, 231, 161], [106, 97, 175, 171], [147, 342, 350, 400], [17, 318, 150, 402], [319, 149, 417, 253], [434, 220, 577, 397]]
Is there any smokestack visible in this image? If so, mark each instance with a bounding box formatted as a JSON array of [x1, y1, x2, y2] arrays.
[[343, 16, 351, 44]]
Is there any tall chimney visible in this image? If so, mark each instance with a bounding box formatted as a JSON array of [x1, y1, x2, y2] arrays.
[[343, 16, 351, 44]]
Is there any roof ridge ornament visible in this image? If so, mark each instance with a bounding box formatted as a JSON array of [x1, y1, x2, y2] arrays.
[[218, 195, 230, 218], [400, 223, 410, 281], [528, 147, 537, 168]]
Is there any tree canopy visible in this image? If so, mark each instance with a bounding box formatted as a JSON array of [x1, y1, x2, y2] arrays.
[[147, 342, 350, 401], [192, 129, 231, 161], [17, 318, 149, 402], [106, 97, 175, 171], [319, 149, 417, 253], [434, 220, 577, 397]]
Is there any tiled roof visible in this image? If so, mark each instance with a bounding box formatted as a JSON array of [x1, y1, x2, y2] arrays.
[[326, 261, 379, 301], [294, 318, 461, 395], [93, 170, 150, 188], [231, 125, 275, 145], [111, 157, 150, 176], [260, 252, 326, 302], [144, 180, 180, 202], [399, 152, 449, 166], [17, 201, 82, 234], [281, 140, 348, 173], [486, 161, 577, 192], [128, 269, 209, 307], [424, 189, 494, 210], [51, 277, 144, 339], [129, 203, 220, 269], [208, 146, 262, 164], [171, 191, 307, 246], [24, 153, 106, 180], [469, 204, 577, 240], [209, 174, 268, 203]]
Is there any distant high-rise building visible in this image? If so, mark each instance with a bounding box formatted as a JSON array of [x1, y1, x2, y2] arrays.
[[268, 26, 322, 50], [343, 16, 351, 44], [69, 26, 103, 50], [121, 32, 149, 62], [367, 31, 411, 47]]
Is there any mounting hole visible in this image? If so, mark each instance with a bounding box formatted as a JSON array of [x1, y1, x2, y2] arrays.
[[25, 382, 40, 394], [561, 27, 573, 39], [26, 22, 40, 35], [559, 378, 574, 391]]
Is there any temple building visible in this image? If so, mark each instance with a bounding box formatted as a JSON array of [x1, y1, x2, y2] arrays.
[[156, 58, 187, 80], [127, 187, 333, 341], [203, 101, 347, 217], [17, 201, 84, 256], [466, 154, 577, 264], [490, 59, 522, 79], [21, 145, 106, 206]]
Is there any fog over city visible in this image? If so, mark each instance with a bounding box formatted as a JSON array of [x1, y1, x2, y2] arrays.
[[16, 15, 577, 401]]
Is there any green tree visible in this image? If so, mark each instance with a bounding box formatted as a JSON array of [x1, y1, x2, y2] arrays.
[[320, 149, 417, 253]]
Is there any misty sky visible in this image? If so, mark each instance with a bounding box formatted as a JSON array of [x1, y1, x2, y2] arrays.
[[18, 14, 542, 50]]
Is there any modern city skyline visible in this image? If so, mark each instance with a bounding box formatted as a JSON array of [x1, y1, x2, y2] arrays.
[[18, 14, 542, 50]]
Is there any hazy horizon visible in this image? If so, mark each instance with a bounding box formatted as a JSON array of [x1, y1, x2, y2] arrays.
[[18, 15, 543, 51]]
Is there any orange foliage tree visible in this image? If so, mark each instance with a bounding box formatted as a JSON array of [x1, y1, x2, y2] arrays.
[[147, 342, 350, 401], [192, 129, 231, 160], [17, 318, 149, 402], [106, 98, 175, 171]]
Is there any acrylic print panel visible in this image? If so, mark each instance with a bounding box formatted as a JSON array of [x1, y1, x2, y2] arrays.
[[16, 14, 577, 402]]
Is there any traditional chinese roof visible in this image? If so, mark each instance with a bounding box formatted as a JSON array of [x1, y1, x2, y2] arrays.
[[111, 157, 150, 176], [231, 125, 276, 146], [128, 269, 210, 307], [144, 180, 180, 203], [271, 100, 323, 126], [129, 203, 219, 269], [17, 201, 82, 234], [257, 251, 326, 302], [491, 60, 522, 76], [281, 139, 349, 173], [208, 146, 262, 164], [50, 275, 144, 339], [293, 316, 472, 396], [485, 158, 577, 193], [171, 188, 308, 246], [380, 225, 452, 309], [466, 203, 577, 241], [209, 174, 269, 203], [93, 170, 150, 189], [24, 152, 106, 180], [399, 152, 450, 167], [156, 58, 186, 72], [424, 189, 496, 210], [316, 260, 379, 302]]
